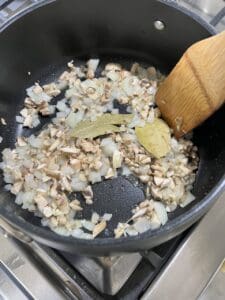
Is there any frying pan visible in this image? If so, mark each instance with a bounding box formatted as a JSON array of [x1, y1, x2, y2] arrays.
[[0, 0, 224, 256]]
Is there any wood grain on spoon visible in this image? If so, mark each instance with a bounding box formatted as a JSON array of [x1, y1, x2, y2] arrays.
[[156, 30, 225, 138]]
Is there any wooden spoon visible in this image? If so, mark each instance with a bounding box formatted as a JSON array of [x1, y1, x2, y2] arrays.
[[156, 30, 225, 138]]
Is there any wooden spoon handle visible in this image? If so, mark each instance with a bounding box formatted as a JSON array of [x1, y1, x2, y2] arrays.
[[156, 30, 225, 137]]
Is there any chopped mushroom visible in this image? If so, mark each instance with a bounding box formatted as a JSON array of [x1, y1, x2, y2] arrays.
[[93, 220, 107, 238], [0, 59, 198, 239]]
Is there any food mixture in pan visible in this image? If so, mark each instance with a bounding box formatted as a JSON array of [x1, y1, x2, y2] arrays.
[[0, 60, 199, 239]]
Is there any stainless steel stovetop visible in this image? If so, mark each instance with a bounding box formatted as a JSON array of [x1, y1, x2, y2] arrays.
[[0, 1, 225, 299]]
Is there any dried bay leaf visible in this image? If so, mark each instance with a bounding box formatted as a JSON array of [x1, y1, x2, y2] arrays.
[[73, 124, 121, 139], [135, 118, 171, 159], [95, 113, 134, 126], [71, 113, 133, 138]]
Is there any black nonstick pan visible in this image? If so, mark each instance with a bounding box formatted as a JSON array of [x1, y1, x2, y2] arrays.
[[0, 0, 224, 256]]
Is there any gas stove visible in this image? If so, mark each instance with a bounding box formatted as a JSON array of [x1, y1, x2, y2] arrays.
[[2, 194, 225, 300], [0, 1, 225, 299]]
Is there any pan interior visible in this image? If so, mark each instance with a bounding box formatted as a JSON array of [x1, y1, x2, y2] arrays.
[[0, 56, 166, 237], [1, 54, 225, 239]]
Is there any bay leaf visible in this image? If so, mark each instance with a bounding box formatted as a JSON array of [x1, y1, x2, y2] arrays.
[[135, 118, 171, 159], [71, 113, 133, 138], [95, 113, 134, 126]]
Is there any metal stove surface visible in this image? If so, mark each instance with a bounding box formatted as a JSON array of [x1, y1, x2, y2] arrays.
[[60, 234, 183, 296], [0, 216, 184, 299], [180, 0, 225, 31], [1, 191, 225, 299], [0, 0, 225, 299]]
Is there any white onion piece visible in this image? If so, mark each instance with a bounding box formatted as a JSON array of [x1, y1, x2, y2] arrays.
[[73, 220, 82, 229], [106, 70, 120, 81], [56, 111, 68, 119], [73, 229, 93, 239], [88, 171, 102, 184], [81, 233, 94, 240], [122, 76, 142, 96], [28, 135, 42, 148], [66, 111, 84, 128], [15, 192, 24, 205], [99, 158, 110, 177], [16, 116, 24, 123], [61, 166, 74, 176], [71, 177, 87, 192], [147, 86, 157, 95], [4, 184, 12, 191], [112, 150, 122, 169], [128, 115, 145, 128], [91, 212, 100, 224], [132, 208, 147, 220], [166, 202, 177, 212], [32, 116, 40, 128], [56, 99, 70, 114], [65, 87, 78, 99], [100, 138, 118, 157], [81, 220, 95, 231], [111, 108, 119, 115], [153, 201, 168, 225], [87, 59, 99, 76], [150, 214, 161, 230], [53, 227, 70, 236], [133, 217, 151, 233], [102, 213, 112, 221], [48, 105, 56, 115], [3, 174, 13, 184], [110, 87, 125, 100], [41, 218, 49, 226], [26, 86, 52, 103], [126, 106, 132, 113], [104, 102, 113, 112], [125, 227, 138, 236], [72, 228, 84, 238], [180, 192, 195, 208], [56, 80, 68, 90], [121, 165, 132, 176]]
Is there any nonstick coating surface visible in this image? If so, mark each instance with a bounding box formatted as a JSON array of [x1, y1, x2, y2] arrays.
[[0, 0, 224, 255]]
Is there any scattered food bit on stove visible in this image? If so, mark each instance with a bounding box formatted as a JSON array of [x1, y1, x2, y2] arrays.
[[0, 118, 6, 125], [0, 59, 199, 239], [0, 136, 2, 143]]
